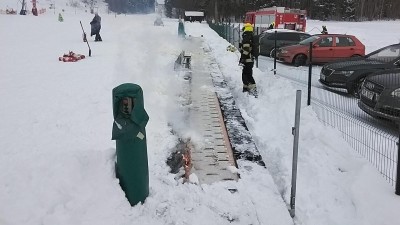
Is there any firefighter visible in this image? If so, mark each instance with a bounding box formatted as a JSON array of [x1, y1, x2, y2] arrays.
[[239, 23, 257, 96], [321, 25, 328, 34], [268, 22, 275, 30], [90, 12, 102, 42], [178, 18, 186, 37]]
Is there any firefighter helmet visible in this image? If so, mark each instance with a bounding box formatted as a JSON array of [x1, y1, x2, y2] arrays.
[[243, 23, 253, 32]]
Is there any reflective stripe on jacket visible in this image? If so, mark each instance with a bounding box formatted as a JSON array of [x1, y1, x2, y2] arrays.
[[240, 31, 254, 63]]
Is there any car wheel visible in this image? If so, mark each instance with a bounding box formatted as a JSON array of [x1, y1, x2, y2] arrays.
[[270, 48, 276, 58], [351, 54, 362, 58], [293, 54, 307, 67]]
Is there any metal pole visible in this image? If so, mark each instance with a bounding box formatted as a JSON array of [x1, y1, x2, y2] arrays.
[[290, 90, 302, 218], [255, 57, 259, 68], [238, 23, 241, 49], [307, 42, 313, 106], [231, 24, 233, 44], [396, 124, 400, 195], [274, 30, 277, 75], [253, 7, 258, 68], [227, 21, 230, 43], [20, 0, 26, 15], [225, 22, 228, 40], [255, 29, 259, 68]]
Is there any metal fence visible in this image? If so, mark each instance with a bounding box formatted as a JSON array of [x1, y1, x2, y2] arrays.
[[273, 73, 399, 187], [312, 89, 398, 186], [208, 22, 263, 50], [208, 22, 241, 49], [208, 22, 400, 192]]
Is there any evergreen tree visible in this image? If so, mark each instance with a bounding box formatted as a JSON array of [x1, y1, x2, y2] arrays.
[[311, 0, 336, 20], [161, 0, 400, 21], [164, 0, 173, 18], [341, 0, 356, 21], [104, 0, 155, 14]]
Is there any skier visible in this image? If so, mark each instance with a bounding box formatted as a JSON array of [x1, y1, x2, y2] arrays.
[[90, 12, 102, 42], [239, 23, 257, 97], [321, 25, 328, 34]]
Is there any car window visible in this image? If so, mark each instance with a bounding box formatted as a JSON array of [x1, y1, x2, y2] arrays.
[[347, 37, 356, 46], [263, 32, 301, 41], [285, 33, 301, 41], [299, 34, 310, 41], [259, 34, 269, 43], [276, 33, 286, 40], [317, 37, 333, 47], [335, 37, 346, 46], [284, 24, 296, 30], [367, 45, 400, 63], [266, 33, 275, 40], [299, 36, 320, 45], [335, 36, 355, 47]]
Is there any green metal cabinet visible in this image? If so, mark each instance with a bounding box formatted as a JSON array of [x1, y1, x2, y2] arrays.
[[112, 83, 149, 206]]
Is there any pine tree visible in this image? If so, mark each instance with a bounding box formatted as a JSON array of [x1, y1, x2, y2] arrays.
[[164, 0, 173, 18], [341, 0, 356, 21]]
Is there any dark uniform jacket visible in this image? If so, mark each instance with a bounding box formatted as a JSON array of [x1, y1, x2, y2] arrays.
[[90, 14, 101, 36], [239, 31, 254, 63]]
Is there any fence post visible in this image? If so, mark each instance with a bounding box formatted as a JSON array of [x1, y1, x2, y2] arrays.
[[227, 21, 230, 43], [307, 42, 313, 106], [396, 124, 400, 195], [290, 90, 302, 218], [230, 24, 233, 44], [255, 32, 259, 68], [225, 22, 228, 40], [255, 57, 259, 68], [274, 30, 277, 75], [238, 25, 244, 46]]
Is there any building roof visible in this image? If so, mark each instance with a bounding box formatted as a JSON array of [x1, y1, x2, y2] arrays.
[[184, 11, 204, 16]]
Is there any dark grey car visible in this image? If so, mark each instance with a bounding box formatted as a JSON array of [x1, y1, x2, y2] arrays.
[[358, 69, 400, 122], [319, 43, 400, 97], [259, 30, 311, 57]]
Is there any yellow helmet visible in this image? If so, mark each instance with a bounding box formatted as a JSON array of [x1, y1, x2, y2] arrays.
[[243, 23, 253, 32]]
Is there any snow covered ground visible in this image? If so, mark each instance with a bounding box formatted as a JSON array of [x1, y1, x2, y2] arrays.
[[1, 1, 400, 224]]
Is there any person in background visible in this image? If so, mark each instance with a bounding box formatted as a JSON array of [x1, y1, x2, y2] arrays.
[[90, 12, 102, 42], [268, 21, 275, 30], [58, 13, 63, 22], [178, 18, 186, 37], [239, 23, 257, 97], [321, 25, 328, 34]]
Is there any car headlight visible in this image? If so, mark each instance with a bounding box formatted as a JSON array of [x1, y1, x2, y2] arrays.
[[335, 70, 354, 76], [391, 88, 400, 98], [280, 50, 288, 54]]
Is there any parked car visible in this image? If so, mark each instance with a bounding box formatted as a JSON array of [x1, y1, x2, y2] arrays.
[[358, 69, 400, 122], [258, 29, 311, 57], [276, 34, 365, 67], [319, 43, 400, 97]]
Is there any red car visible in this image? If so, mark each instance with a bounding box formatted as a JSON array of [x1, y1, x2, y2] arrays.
[[276, 34, 365, 66]]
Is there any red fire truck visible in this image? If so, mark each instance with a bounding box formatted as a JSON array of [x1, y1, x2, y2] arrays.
[[245, 7, 307, 32]]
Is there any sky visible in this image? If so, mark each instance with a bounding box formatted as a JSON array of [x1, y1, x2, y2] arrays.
[[1, 1, 400, 225]]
